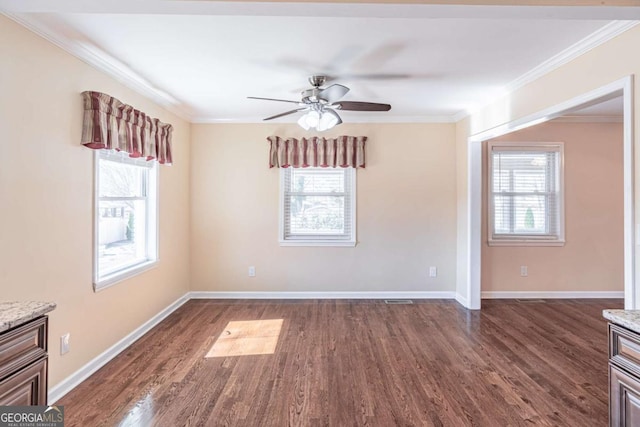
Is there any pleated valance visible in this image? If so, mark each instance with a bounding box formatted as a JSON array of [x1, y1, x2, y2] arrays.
[[267, 136, 366, 168], [81, 91, 173, 165]]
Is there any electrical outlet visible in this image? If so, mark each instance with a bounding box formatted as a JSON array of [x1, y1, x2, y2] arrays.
[[248, 266, 256, 277], [520, 266, 528, 277], [60, 333, 70, 355], [429, 266, 437, 278]]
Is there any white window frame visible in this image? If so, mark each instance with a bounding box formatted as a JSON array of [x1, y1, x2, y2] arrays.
[[279, 167, 356, 247], [487, 141, 565, 247], [93, 150, 159, 291]]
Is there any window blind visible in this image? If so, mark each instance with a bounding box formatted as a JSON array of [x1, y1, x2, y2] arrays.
[[489, 143, 564, 243], [283, 168, 353, 241]]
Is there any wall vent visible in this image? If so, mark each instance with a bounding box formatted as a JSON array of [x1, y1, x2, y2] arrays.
[[384, 300, 414, 304], [515, 299, 547, 303]]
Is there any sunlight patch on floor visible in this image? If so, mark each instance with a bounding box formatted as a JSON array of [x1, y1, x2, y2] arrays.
[[206, 319, 284, 357]]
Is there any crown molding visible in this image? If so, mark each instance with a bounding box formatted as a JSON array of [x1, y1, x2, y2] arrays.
[[196, 20, 637, 125], [190, 114, 459, 124], [4, 11, 459, 124], [452, 109, 471, 123], [4, 11, 635, 126], [456, 20, 639, 123], [504, 20, 639, 94], [3, 12, 193, 121]]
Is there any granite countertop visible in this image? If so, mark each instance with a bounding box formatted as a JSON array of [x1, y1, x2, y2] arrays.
[[603, 309, 640, 334], [0, 301, 56, 333]]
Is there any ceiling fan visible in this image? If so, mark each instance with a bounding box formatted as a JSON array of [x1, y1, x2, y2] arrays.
[[248, 75, 391, 131]]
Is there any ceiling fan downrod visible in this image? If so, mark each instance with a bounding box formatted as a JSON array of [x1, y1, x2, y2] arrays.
[[308, 75, 326, 87], [301, 75, 329, 103]]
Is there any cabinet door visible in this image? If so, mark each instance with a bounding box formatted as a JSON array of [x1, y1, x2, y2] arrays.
[[0, 316, 47, 381], [0, 358, 47, 406], [610, 364, 640, 426]]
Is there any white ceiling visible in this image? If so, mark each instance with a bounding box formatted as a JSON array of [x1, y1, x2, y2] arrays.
[[2, 1, 638, 123]]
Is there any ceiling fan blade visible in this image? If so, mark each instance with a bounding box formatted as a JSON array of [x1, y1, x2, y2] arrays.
[[318, 84, 349, 103], [248, 96, 300, 105], [337, 73, 411, 81], [263, 108, 307, 121], [335, 101, 391, 112]]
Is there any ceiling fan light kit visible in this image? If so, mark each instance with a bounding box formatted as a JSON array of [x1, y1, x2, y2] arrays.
[[249, 75, 391, 131], [297, 109, 319, 130], [318, 109, 342, 131], [297, 104, 343, 131]]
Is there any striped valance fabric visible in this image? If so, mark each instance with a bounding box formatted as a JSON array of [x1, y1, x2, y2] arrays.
[[81, 91, 173, 165], [267, 136, 366, 168]]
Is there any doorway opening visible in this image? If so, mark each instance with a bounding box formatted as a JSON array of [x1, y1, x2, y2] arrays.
[[466, 76, 633, 310]]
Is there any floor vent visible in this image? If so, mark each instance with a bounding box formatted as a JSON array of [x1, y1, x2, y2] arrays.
[[516, 299, 547, 303], [384, 299, 414, 304]]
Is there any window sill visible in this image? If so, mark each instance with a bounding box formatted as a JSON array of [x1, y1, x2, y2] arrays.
[[93, 260, 158, 292], [488, 239, 565, 247], [279, 240, 356, 247]]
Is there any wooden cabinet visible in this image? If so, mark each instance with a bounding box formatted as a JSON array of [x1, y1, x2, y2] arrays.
[[0, 316, 49, 406], [610, 364, 640, 426], [0, 358, 47, 405]]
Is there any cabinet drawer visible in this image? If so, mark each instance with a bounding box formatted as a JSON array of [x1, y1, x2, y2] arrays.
[[0, 316, 47, 381], [610, 364, 640, 427], [0, 358, 47, 406]]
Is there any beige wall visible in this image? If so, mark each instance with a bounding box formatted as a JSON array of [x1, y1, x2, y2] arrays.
[[456, 24, 640, 301], [482, 121, 624, 292], [3, 1, 637, 393], [0, 16, 191, 387], [190, 123, 457, 293]]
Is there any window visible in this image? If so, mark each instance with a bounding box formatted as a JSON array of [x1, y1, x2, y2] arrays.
[[280, 167, 356, 246], [488, 142, 564, 246], [94, 150, 158, 290]]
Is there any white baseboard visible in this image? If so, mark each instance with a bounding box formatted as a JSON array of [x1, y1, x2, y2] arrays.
[[188, 291, 456, 299], [48, 293, 190, 404], [481, 291, 624, 299], [455, 293, 469, 307]]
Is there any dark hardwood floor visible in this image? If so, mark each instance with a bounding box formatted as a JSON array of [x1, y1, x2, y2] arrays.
[[57, 299, 622, 426]]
